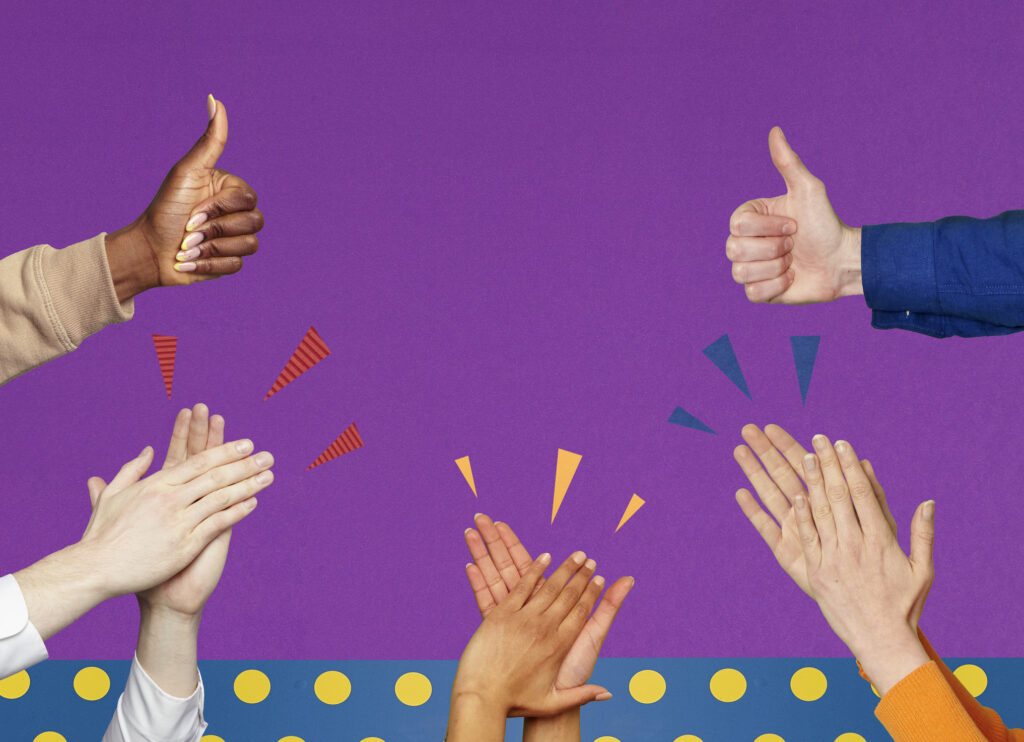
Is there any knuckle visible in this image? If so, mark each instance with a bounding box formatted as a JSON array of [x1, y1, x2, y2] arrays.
[[849, 482, 873, 500], [812, 503, 832, 521], [826, 485, 848, 502]]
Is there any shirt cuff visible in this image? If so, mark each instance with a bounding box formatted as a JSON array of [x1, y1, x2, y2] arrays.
[[0, 574, 49, 678], [875, 661, 986, 741], [118, 653, 207, 741], [36, 232, 135, 350], [862, 221, 942, 315]]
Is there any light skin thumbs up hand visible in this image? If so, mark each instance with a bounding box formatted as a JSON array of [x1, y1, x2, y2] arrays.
[[105, 95, 264, 299], [726, 126, 863, 304]]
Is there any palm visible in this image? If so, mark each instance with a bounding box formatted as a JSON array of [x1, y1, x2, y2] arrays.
[[554, 621, 602, 689], [760, 190, 847, 304], [138, 167, 224, 287], [138, 529, 230, 615]]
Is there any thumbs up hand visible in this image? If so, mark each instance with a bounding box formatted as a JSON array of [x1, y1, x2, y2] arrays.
[[106, 95, 263, 296], [727, 127, 862, 304]]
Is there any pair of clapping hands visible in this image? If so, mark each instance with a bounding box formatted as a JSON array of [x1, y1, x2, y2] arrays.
[[734, 424, 936, 694], [446, 515, 634, 740], [17, 404, 274, 642]]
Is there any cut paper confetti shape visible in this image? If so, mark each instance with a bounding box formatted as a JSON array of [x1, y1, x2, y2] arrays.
[[551, 449, 582, 523], [615, 494, 645, 532], [702, 333, 751, 398], [264, 326, 331, 401], [455, 456, 477, 497], [307, 423, 363, 470], [667, 406, 715, 434], [152, 334, 177, 399], [791, 335, 821, 405]]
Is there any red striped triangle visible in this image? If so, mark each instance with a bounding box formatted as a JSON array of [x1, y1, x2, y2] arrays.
[[264, 326, 330, 400], [152, 334, 177, 399], [307, 423, 364, 470]]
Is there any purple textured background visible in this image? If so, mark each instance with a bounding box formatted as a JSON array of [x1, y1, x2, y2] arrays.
[[2, 1, 1024, 661]]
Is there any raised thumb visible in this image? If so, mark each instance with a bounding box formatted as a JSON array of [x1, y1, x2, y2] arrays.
[[551, 684, 613, 713], [909, 500, 936, 571], [86, 476, 107, 508], [768, 126, 817, 193], [179, 94, 228, 172]]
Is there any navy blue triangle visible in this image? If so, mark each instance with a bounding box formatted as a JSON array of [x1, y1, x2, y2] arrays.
[[667, 406, 716, 434], [702, 334, 751, 399], [791, 335, 821, 405]]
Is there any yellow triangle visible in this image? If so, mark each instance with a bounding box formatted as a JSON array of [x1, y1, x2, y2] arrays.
[[615, 494, 646, 532], [551, 449, 582, 523], [455, 456, 477, 497]]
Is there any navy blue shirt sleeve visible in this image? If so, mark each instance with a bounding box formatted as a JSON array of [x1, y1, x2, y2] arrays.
[[862, 210, 1024, 337]]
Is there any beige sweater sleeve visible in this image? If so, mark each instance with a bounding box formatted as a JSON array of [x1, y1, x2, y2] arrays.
[[0, 233, 134, 385]]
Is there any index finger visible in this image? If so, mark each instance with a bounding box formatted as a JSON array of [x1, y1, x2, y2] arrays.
[[160, 438, 255, 486], [835, 441, 891, 539], [475, 514, 520, 591], [495, 521, 534, 575], [729, 200, 796, 237], [163, 408, 192, 468]]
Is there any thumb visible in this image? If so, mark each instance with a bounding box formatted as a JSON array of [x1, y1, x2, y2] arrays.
[[86, 477, 107, 508], [768, 126, 818, 193], [549, 684, 613, 713], [179, 94, 228, 172], [909, 500, 936, 571], [106, 445, 155, 494]]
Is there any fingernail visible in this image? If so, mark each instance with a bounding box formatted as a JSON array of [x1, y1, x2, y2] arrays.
[[539, 553, 551, 564], [207, 93, 216, 121], [473, 513, 484, 520], [464, 528, 472, 535], [593, 575, 605, 587], [572, 551, 586, 564], [803, 454, 817, 471], [465, 563, 473, 570], [782, 222, 796, 235], [795, 494, 807, 509], [236, 439, 253, 453], [595, 692, 613, 701], [185, 213, 208, 232], [256, 470, 273, 484], [255, 452, 273, 466], [174, 262, 197, 272], [181, 231, 204, 251], [584, 558, 596, 570], [246, 497, 257, 510], [177, 247, 201, 262], [628, 576, 636, 588], [923, 500, 935, 521], [835, 440, 848, 454], [812, 434, 827, 450], [785, 236, 794, 249]]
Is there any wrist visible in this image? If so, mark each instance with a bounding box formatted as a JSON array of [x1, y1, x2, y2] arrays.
[[851, 629, 930, 696], [836, 226, 863, 297], [138, 599, 203, 632], [447, 690, 508, 741], [105, 221, 160, 301]]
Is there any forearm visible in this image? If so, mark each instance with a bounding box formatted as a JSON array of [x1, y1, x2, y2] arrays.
[[13, 543, 110, 640], [446, 692, 507, 742], [105, 223, 158, 302], [135, 605, 201, 698], [524, 709, 580, 742]]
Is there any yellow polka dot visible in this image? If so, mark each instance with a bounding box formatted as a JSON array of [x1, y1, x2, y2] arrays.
[[0, 669, 30, 699], [673, 737, 704, 742], [953, 664, 988, 697], [394, 671, 431, 706], [359, 738, 386, 742], [628, 669, 666, 703], [73, 666, 110, 701], [835, 734, 867, 742], [234, 669, 271, 704], [277, 738, 304, 742], [200, 737, 226, 742], [594, 737, 620, 742], [790, 666, 827, 701], [33, 734, 66, 742], [754, 735, 785, 742], [314, 670, 351, 704], [709, 667, 746, 702]]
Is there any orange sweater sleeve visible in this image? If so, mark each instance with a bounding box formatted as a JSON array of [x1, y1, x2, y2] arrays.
[[857, 629, 1023, 741]]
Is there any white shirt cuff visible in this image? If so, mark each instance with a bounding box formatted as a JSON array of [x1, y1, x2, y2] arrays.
[[0, 574, 48, 678], [109, 653, 207, 741]]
